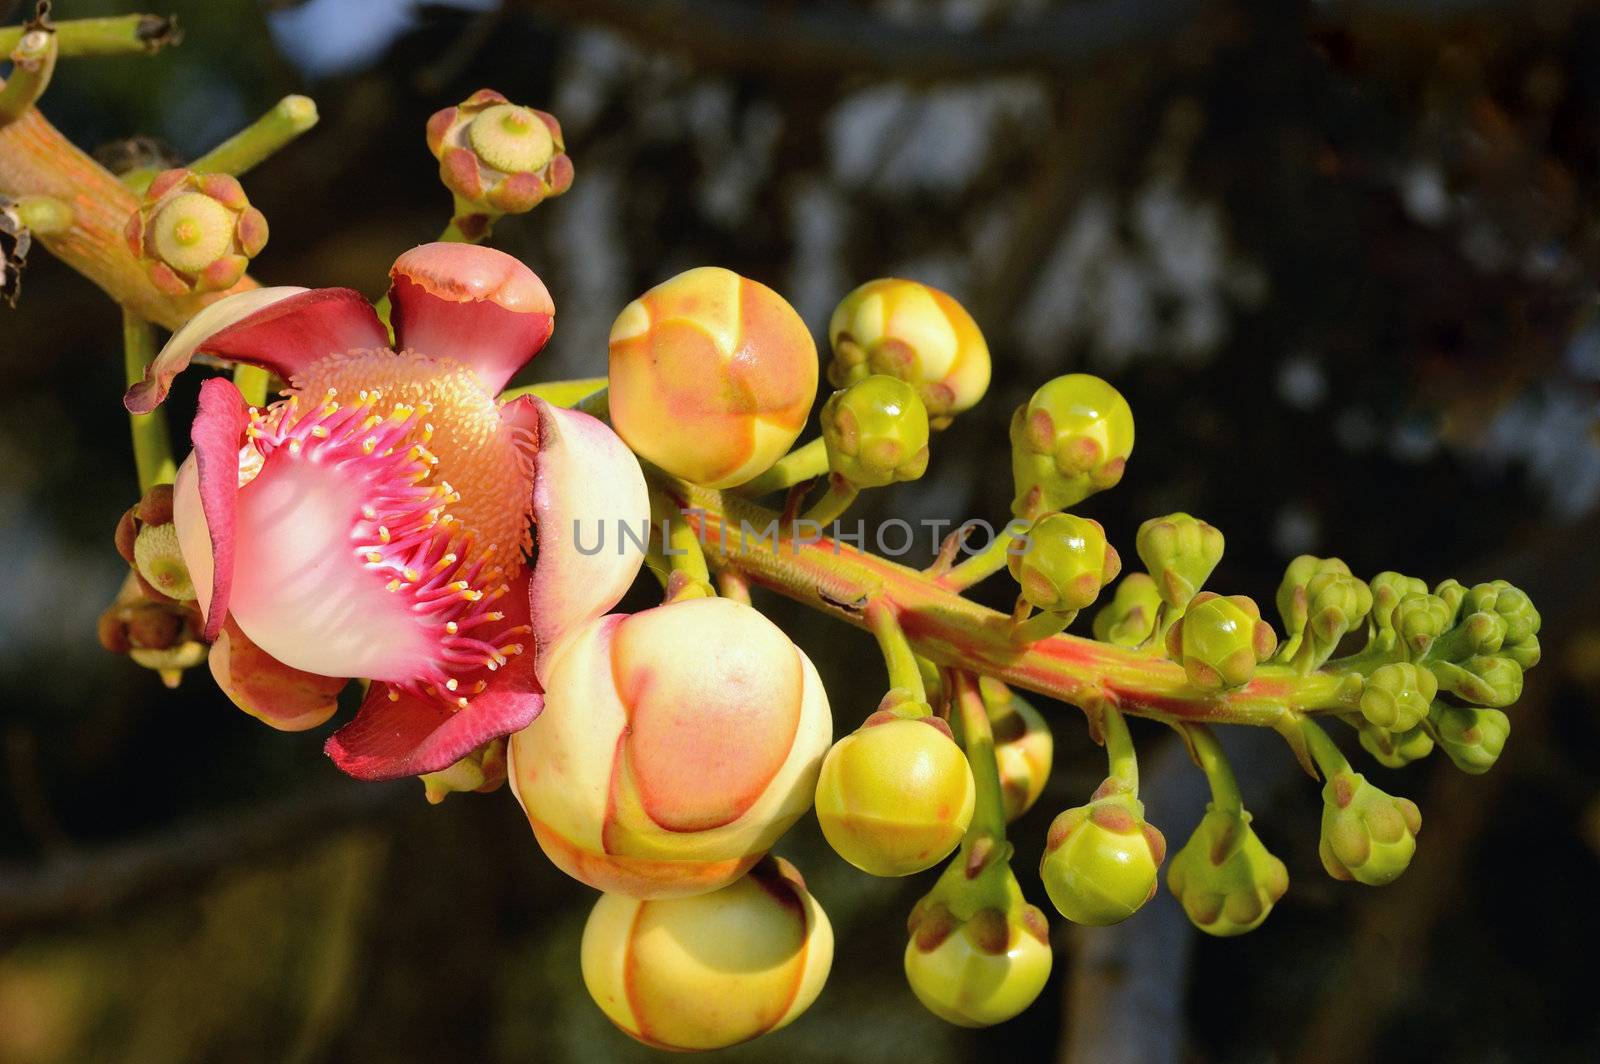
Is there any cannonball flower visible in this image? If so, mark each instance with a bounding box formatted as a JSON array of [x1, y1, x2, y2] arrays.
[[124, 168, 268, 296], [124, 242, 649, 779], [607, 266, 819, 489], [581, 856, 833, 1051], [508, 597, 832, 898]]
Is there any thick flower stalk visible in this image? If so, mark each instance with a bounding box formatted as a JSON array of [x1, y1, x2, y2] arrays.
[[124, 242, 649, 777]]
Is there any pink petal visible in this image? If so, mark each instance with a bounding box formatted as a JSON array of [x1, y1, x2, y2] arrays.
[[515, 397, 650, 681], [325, 571, 544, 780], [173, 378, 251, 642], [125, 287, 388, 414], [209, 619, 346, 732], [388, 242, 554, 393]]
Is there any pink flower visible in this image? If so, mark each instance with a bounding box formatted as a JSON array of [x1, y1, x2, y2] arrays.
[[126, 242, 649, 780]]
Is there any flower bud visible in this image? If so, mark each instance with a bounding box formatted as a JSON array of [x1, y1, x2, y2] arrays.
[[509, 598, 832, 897], [827, 278, 990, 426], [1391, 592, 1454, 659], [903, 870, 1052, 1027], [1166, 807, 1288, 937], [1356, 720, 1435, 769], [1368, 571, 1428, 650], [1008, 374, 1133, 517], [426, 90, 572, 233], [1318, 771, 1421, 885], [1462, 580, 1541, 669], [124, 168, 267, 295], [1164, 592, 1277, 691], [1359, 662, 1438, 733], [581, 856, 832, 1050], [814, 715, 975, 876], [1428, 654, 1523, 708], [1008, 513, 1121, 617], [1136, 513, 1223, 609], [608, 266, 818, 488], [1040, 779, 1165, 925], [97, 573, 206, 687], [132, 520, 194, 602], [1430, 704, 1510, 774], [951, 677, 1052, 822], [1092, 573, 1163, 648], [820, 374, 930, 488], [420, 739, 507, 804]]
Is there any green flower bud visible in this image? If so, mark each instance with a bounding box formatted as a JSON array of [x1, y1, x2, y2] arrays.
[[1276, 555, 1351, 638], [1463, 580, 1541, 669], [1392, 592, 1455, 659], [1008, 374, 1133, 516], [1164, 592, 1278, 690], [815, 715, 976, 876], [1434, 577, 1469, 616], [1277, 557, 1371, 665], [1318, 771, 1421, 886], [1166, 807, 1289, 936], [1429, 704, 1510, 775], [1427, 655, 1523, 708], [132, 520, 194, 602], [1356, 720, 1435, 769], [1369, 571, 1429, 644], [124, 168, 267, 296], [1040, 780, 1165, 925], [904, 868, 1053, 1027], [1092, 572, 1163, 648], [1007, 513, 1121, 616], [1135, 513, 1224, 608], [1359, 662, 1438, 733], [820, 374, 931, 488]]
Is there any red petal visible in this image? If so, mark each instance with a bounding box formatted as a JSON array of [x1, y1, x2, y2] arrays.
[[324, 569, 545, 780], [388, 243, 554, 393], [209, 619, 344, 732], [187, 378, 250, 642]]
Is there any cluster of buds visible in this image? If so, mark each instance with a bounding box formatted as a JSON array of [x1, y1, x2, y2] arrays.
[[1318, 770, 1422, 885], [124, 168, 267, 295], [101, 484, 204, 686], [426, 89, 573, 238]]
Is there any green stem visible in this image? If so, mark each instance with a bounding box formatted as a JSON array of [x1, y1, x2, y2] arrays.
[[1299, 716, 1351, 780], [866, 598, 927, 704], [233, 364, 270, 407], [10, 194, 72, 232], [939, 520, 1028, 591], [0, 14, 177, 57], [499, 377, 607, 408], [651, 487, 710, 590], [800, 477, 858, 527], [1011, 606, 1073, 644], [738, 438, 828, 495], [1101, 703, 1139, 792], [952, 670, 1007, 842], [716, 568, 752, 605], [123, 309, 175, 491], [0, 22, 57, 128], [575, 386, 610, 420], [1181, 723, 1243, 812], [189, 96, 319, 177]]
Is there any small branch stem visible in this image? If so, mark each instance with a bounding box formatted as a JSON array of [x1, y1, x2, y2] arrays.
[[9, 193, 71, 232], [738, 438, 828, 495], [800, 476, 858, 527], [866, 598, 927, 703], [1181, 723, 1243, 812], [952, 670, 1007, 842], [1012, 606, 1073, 644], [232, 363, 270, 407], [0, 21, 58, 128], [939, 519, 1026, 591], [122, 309, 175, 491], [189, 95, 318, 177], [1299, 716, 1351, 781], [499, 377, 607, 407], [716, 568, 752, 605], [651, 488, 710, 591], [1101, 704, 1139, 792], [0, 14, 179, 58]]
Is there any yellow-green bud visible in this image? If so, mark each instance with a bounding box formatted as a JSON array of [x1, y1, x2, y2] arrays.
[[1164, 592, 1277, 690], [1430, 704, 1510, 774], [132, 520, 195, 602], [1092, 572, 1163, 648], [1135, 513, 1223, 608], [1357, 720, 1435, 769], [815, 715, 975, 876], [1008, 513, 1121, 616], [903, 869, 1053, 1027], [1392, 592, 1454, 659], [820, 374, 930, 488], [1461, 580, 1541, 668], [1359, 662, 1438, 733], [1040, 780, 1165, 925], [1319, 771, 1421, 885], [1166, 807, 1289, 937], [1369, 571, 1428, 649], [1428, 655, 1523, 708], [1008, 374, 1133, 517]]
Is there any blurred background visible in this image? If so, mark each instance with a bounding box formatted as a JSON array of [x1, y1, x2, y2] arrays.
[[4, 0, 1600, 1060]]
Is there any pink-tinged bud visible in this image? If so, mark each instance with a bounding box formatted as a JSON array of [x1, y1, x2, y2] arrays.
[[124, 169, 267, 295], [608, 267, 819, 488], [828, 278, 991, 427], [426, 90, 572, 222], [98, 573, 207, 689], [581, 856, 833, 1050], [508, 598, 832, 898]]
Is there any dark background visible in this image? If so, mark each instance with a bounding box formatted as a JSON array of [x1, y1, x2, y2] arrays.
[[3, 1, 1599, 1061]]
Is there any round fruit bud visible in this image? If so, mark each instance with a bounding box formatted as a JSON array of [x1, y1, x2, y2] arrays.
[[820, 374, 930, 488], [508, 598, 832, 898], [124, 168, 267, 295], [1164, 593, 1277, 691], [814, 715, 976, 876], [581, 856, 832, 1050], [951, 677, 1052, 822], [1391, 592, 1454, 659], [1430, 704, 1510, 775], [1166, 807, 1289, 937], [1135, 513, 1223, 609], [1359, 662, 1438, 733], [608, 266, 818, 488], [1318, 771, 1421, 886], [425, 89, 572, 231], [903, 871, 1052, 1027], [1009, 374, 1133, 516], [827, 278, 990, 426], [1008, 513, 1121, 616], [1092, 573, 1163, 648], [1040, 779, 1166, 926], [1357, 720, 1435, 769]]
